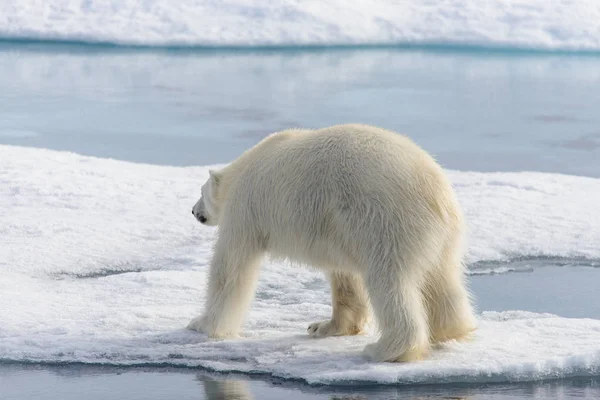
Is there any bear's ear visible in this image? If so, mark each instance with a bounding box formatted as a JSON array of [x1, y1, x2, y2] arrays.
[[208, 169, 222, 186]]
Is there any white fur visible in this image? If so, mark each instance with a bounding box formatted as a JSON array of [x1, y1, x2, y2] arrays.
[[188, 124, 476, 362]]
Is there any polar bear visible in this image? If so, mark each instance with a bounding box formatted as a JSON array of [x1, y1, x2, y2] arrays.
[[189, 124, 476, 362]]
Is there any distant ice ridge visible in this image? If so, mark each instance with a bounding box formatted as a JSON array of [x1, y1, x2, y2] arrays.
[[2, 145, 600, 385], [1, 1, 600, 51]]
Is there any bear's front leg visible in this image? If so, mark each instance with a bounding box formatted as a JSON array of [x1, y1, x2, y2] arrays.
[[308, 271, 370, 337], [188, 235, 264, 338]]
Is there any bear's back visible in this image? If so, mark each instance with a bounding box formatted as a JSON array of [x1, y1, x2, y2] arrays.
[[226, 124, 453, 211], [250, 124, 445, 196], [226, 123, 457, 235]]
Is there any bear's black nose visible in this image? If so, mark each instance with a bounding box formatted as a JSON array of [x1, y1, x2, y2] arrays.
[[192, 210, 195, 215], [199, 216, 207, 223]]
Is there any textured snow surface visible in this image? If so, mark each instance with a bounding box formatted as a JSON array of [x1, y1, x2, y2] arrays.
[[2, 145, 600, 385], [1, 1, 600, 50]]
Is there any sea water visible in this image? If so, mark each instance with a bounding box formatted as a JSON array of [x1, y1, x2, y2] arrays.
[[1, 43, 600, 176]]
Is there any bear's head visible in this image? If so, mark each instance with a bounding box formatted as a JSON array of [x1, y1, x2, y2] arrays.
[[192, 169, 222, 226]]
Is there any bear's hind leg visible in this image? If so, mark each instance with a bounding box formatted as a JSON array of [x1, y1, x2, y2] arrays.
[[423, 265, 477, 344], [363, 260, 430, 362], [308, 271, 370, 338], [187, 234, 264, 338]]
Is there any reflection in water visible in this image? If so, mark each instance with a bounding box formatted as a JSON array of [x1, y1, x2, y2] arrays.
[[202, 378, 254, 400], [196, 374, 472, 400]]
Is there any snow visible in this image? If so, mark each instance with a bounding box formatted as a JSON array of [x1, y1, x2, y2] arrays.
[[1, 144, 600, 385], [1, 1, 600, 51]]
